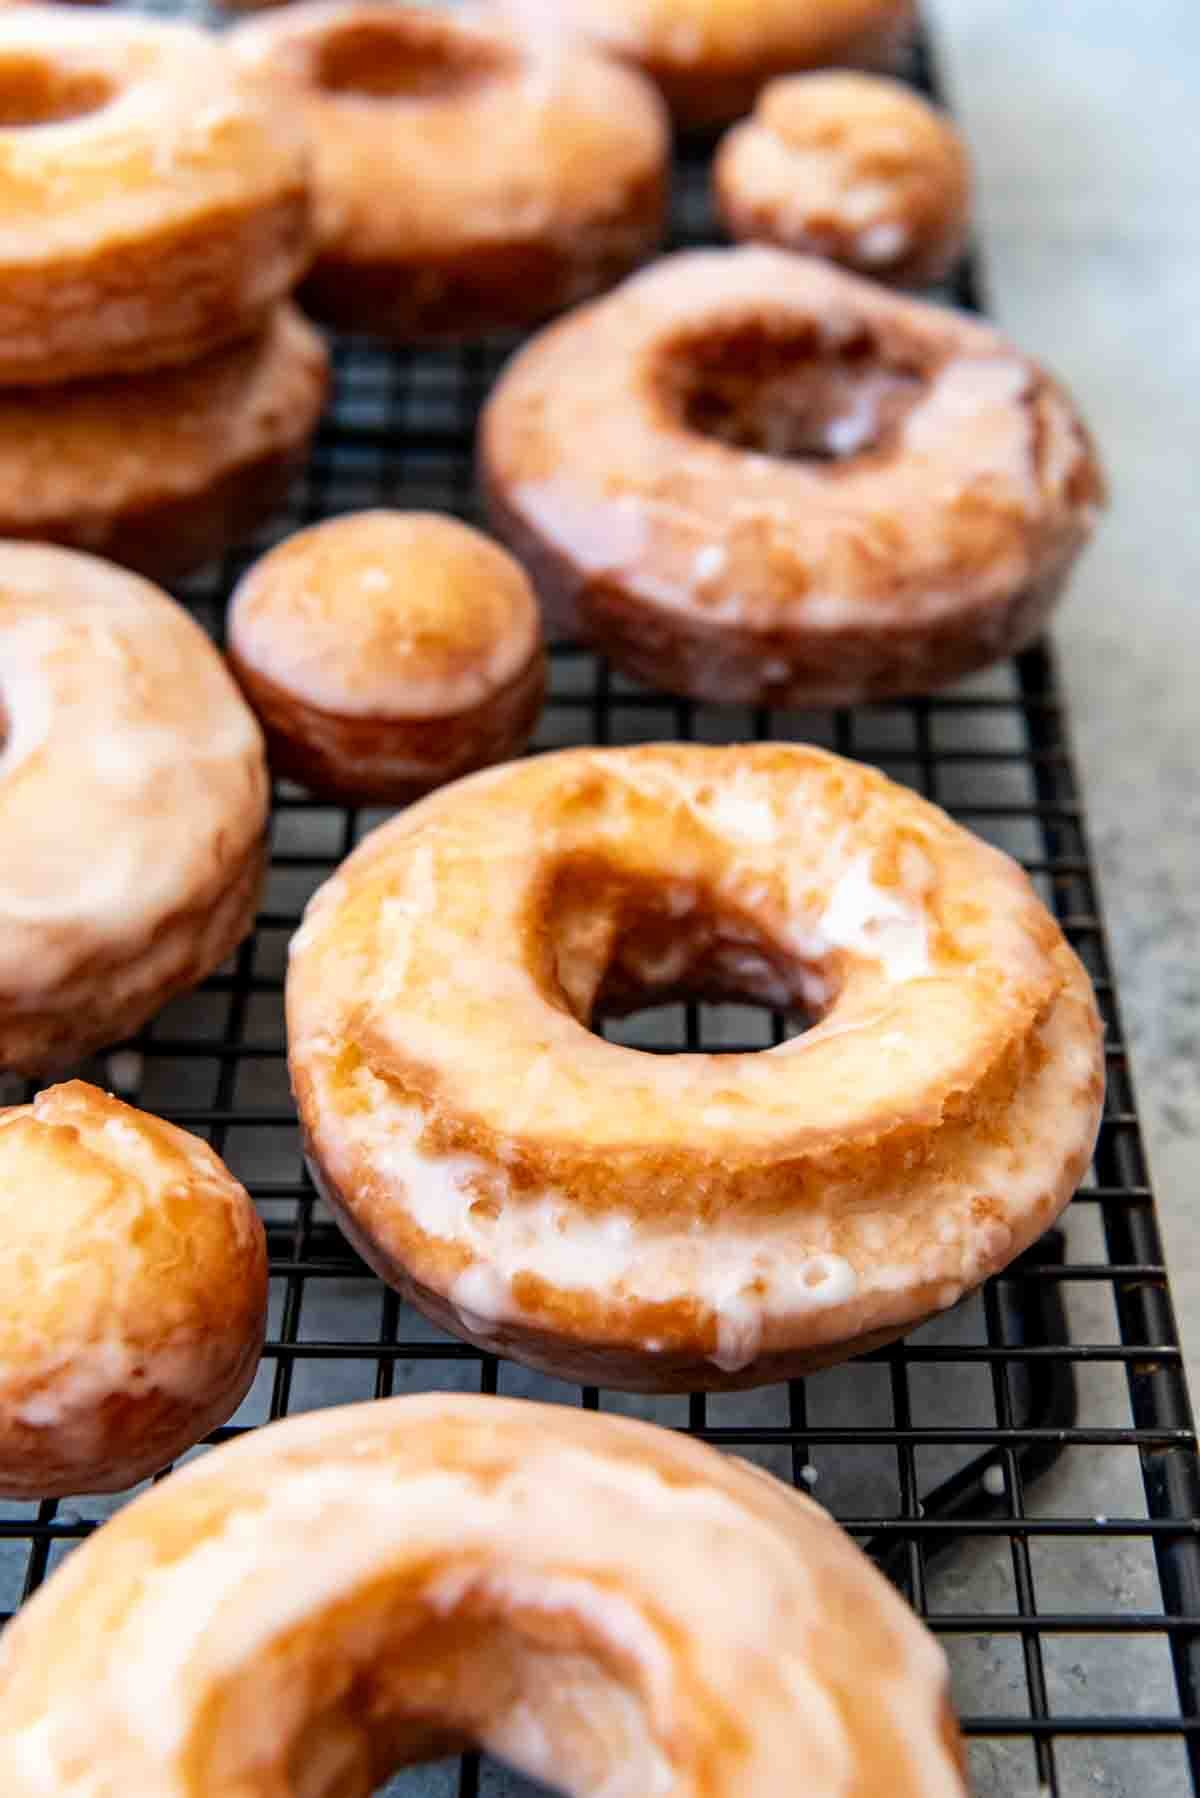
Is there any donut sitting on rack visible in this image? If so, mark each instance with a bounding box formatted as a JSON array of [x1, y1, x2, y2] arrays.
[[0, 1082, 266, 1499], [289, 742, 1104, 1392], [0, 544, 269, 1076], [0, 1394, 970, 1794], [0, 4, 312, 387], [481, 246, 1105, 707], [714, 71, 972, 286], [228, 511, 546, 803], [230, 1, 669, 340]]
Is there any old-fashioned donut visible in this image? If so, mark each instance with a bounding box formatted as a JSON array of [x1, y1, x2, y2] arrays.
[[0, 1394, 968, 1794], [288, 743, 1104, 1391], [714, 72, 971, 285], [0, 305, 328, 581], [0, 5, 311, 385], [230, 1, 668, 340], [557, 0, 916, 129], [0, 1081, 266, 1498], [481, 247, 1105, 706], [228, 511, 545, 803], [0, 545, 269, 1075]]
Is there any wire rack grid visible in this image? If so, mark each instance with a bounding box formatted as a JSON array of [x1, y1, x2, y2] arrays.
[[1, 11, 1198, 1798]]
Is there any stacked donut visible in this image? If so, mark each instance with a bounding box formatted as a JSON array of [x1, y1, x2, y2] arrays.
[[0, 6, 327, 580]]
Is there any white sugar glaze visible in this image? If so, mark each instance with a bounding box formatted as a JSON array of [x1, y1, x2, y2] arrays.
[[228, 521, 542, 721], [484, 247, 1101, 712], [0, 6, 308, 263], [858, 219, 910, 264], [289, 745, 1105, 1383], [0, 1081, 266, 1496], [316, 976, 1090, 1373], [713, 70, 968, 286], [819, 852, 930, 982], [0, 547, 267, 998], [0, 1396, 968, 1795]]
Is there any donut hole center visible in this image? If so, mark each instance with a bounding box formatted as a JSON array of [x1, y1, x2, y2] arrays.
[[314, 20, 512, 100], [548, 860, 828, 1052], [659, 318, 926, 463], [0, 56, 114, 127], [205, 1578, 660, 1797]]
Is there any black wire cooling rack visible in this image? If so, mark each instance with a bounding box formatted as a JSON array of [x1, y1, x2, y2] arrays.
[[1, 11, 1197, 1797]]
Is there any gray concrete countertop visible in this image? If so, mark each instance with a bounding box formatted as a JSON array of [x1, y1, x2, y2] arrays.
[[930, 0, 1200, 1400]]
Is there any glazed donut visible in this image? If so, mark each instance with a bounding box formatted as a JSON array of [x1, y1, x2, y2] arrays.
[[289, 743, 1104, 1391], [0, 1394, 969, 1794], [230, 2, 668, 340], [714, 72, 971, 285], [481, 247, 1105, 706], [228, 511, 545, 804], [0, 545, 269, 1076], [0, 1082, 266, 1499], [556, 0, 916, 129], [0, 305, 328, 582], [0, 6, 311, 386]]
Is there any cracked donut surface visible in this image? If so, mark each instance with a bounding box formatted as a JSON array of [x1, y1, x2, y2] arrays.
[[0, 544, 269, 1075], [714, 71, 971, 285], [0, 305, 328, 581], [0, 1394, 968, 1795], [231, 1, 668, 340], [482, 247, 1105, 707], [0, 5, 311, 385], [288, 742, 1104, 1390], [0, 1082, 266, 1499]]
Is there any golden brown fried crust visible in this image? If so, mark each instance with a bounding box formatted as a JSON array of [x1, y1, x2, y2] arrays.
[[481, 247, 1105, 706], [0, 8, 313, 385], [231, 1, 669, 341], [289, 743, 1105, 1391], [0, 306, 328, 582], [231, 651, 546, 805], [0, 191, 311, 387], [0, 545, 270, 1077], [714, 72, 972, 286], [297, 167, 668, 340], [0, 837, 266, 1078], [0, 1082, 267, 1497], [227, 510, 546, 802], [0, 1396, 969, 1795]]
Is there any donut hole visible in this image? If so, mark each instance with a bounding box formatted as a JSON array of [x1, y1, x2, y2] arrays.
[[548, 861, 829, 1049], [313, 20, 513, 100], [657, 317, 926, 463], [604, 984, 818, 1053], [208, 1584, 663, 1796], [0, 56, 114, 127]]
